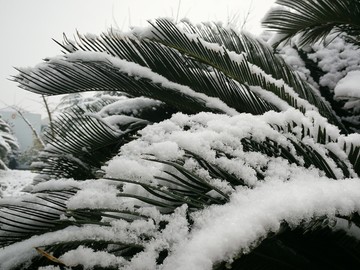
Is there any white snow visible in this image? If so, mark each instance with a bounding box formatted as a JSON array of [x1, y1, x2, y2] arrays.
[[307, 34, 360, 91], [98, 97, 163, 117], [60, 246, 126, 269], [0, 170, 35, 197], [274, 32, 360, 128], [162, 177, 360, 270], [334, 70, 360, 99]]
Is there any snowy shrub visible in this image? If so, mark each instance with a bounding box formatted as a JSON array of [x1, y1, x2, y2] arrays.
[[1, 2, 360, 268]]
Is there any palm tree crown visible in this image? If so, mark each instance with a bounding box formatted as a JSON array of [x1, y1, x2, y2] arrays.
[[0, 11, 360, 270]]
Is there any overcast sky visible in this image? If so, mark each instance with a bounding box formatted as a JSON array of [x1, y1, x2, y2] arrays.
[[0, 0, 276, 117]]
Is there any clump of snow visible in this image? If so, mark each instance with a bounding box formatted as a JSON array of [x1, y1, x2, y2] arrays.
[[101, 115, 149, 132], [334, 70, 360, 99], [272, 32, 360, 129], [38, 267, 62, 270], [105, 156, 162, 181], [277, 45, 319, 89], [60, 246, 126, 269], [0, 170, 35, 197], [308, 35, 360, 90], [66, 180, 123, 210], [98, 97, 163, 117], [162, 177, 360, 270]]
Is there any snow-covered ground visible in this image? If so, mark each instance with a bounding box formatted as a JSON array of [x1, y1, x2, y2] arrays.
[[0, 169, 35, 197]]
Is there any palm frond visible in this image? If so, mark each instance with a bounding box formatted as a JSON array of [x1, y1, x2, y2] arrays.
[[182, 21, 348, 131], [14, 55, 235, 115], [262, 0, 360, 47], [33, 96, 175, 181], [265, 112, 360, 177], [14, 18, 344, 125], [147, 19, 344, 128], [219, 221, 360, 270], [57, 31, 278, 115], [32, 106, 123, 181], [0, 189, 76, 247]]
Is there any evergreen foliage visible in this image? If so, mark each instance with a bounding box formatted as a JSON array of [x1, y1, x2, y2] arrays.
[[1, 2, 360, 268]]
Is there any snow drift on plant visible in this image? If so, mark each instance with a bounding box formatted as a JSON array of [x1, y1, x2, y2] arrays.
[[1, 111, 360, 269]]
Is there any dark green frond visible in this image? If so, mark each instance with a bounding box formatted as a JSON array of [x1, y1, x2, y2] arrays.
[[148, 19, 344, 128], [0, 189, 76, 247], [58, 31, 277, 115], [262, 0, 360, 47], [179, 21, 345, 130], [14, 57, 230, 115], [221, 221, 360, 270], [32, 106, 123, 181], [33, 98, 175, 181]]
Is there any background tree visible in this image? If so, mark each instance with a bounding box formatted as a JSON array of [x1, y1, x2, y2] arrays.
[[0, 117, 18, 170]]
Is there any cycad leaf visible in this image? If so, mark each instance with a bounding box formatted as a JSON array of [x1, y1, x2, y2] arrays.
[[57, 31, 277, 115], [262, 0, 360, 47], [178, 21, 345, 130], [14, 54, 238, 115], [147, 19, 344, 128], [0, 190, 75, 247], [32, 106, 123, 180]]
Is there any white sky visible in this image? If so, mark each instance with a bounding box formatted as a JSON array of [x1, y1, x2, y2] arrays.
[[0, 0, 276, 117]]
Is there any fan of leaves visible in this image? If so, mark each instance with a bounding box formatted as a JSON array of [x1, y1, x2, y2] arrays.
[[2, 17, 360, 270]]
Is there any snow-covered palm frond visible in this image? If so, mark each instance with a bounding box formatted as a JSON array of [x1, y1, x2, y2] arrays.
[[1, 111, 360, 269], [153, 19, 342, 126], [278, 35, 360, 133], [262, 0, 360, 47], [15, 19, 344, 127], [0, 189, 77, 247]]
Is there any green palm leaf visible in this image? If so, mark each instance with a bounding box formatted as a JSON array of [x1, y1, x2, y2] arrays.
[[180, 21, 334, 118], [32, 106, 123, 181], [14, 18, 343, 126], [0, 189, 76, 247], [56, 31, 278, 115], [14, 56, 235, 115], [147, 19, 343, 127], [262, 0, 360, 47]]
